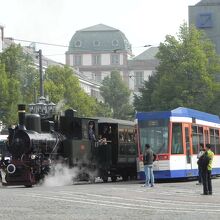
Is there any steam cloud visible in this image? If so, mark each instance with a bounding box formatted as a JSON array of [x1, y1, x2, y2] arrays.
[[41, 163, 79, 187], [55, 99, 66, 113]]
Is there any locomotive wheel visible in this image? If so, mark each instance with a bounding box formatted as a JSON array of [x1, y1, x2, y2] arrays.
[[89, 176, 96, 183], [111, 176, 117, 182], [24, 185, 32, 188], [102, 176, 108, 183], [122, 175, 128, 181]]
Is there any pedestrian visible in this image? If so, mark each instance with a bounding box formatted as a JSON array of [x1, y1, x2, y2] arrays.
[[200, 144, 214, 195], [196, 143, 205, 185], [142, 144, 156, 187]]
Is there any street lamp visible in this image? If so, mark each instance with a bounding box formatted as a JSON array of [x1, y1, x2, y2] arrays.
[[28, 96, 56, 118], [28, 49, 56, 118]]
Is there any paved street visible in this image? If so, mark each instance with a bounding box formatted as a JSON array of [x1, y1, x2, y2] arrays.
[[1, 177, 220, 220]]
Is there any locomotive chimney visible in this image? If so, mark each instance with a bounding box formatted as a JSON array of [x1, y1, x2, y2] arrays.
[[18, 104, 26, 130]]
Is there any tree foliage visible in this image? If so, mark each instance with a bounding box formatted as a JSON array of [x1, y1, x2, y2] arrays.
[[95, 101, 113, 118], [0, 44, 38, 104], [44, 65, 98, 117], [0, 44, 38, 124], [100, 70, 134, 119], [134, 23, 220, 115]]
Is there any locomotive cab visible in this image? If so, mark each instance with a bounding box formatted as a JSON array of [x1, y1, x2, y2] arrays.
[[59, 110, 99, 180]]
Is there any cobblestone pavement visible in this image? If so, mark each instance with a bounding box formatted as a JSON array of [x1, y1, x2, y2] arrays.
[[1, 177, 220, 220]]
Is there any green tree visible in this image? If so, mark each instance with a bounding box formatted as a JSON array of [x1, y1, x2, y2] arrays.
[[134, 23, 220, 114], [0, 63, 9, 122], [0, 44, 38, 104], [95, 101, 113, 118], [44, 65, 97, 117], [100, 70, 134, 119], [0, 44, 39, 125]]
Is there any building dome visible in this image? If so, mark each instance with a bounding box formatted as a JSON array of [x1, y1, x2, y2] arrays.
[[196, 0, 220, 5], [68, 24, 132, 53]]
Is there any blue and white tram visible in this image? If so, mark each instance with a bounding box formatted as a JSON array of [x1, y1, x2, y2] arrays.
[[136, 107, 220, 180]]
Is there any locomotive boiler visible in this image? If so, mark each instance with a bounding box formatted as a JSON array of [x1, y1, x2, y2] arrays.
[[0, 104, 99, 186], [0, 104, 65, 186]]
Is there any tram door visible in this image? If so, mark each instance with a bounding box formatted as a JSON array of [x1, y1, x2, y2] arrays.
[[183, 124, 193, 169]]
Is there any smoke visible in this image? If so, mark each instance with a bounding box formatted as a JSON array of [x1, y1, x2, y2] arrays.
[[41, 163, 79, 187], [55, 99, 66, 113]]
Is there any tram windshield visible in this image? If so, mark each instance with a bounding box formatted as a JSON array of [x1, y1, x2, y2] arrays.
[[138, 119, 169, 154]]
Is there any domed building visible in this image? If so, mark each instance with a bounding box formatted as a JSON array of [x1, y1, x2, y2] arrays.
[[66, 24, 159, 100], [66, 24, 132, 84]]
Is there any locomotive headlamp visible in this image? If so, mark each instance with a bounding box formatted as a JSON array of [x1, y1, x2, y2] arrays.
[[31, 154, 37, 160], [6, 163, 16, 174]]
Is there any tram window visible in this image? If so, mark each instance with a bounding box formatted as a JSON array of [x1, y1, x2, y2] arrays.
[[192, 125, 204, 154], [139, 119, 169, 154], [198, 126, 204, 143], [216, 144, 220, 154], [192, 126, 197, 133], [215, 130, 220, 154], [192, 125, 199, 154], [171, 123, 183, 154], [210, 128, 219, 154]]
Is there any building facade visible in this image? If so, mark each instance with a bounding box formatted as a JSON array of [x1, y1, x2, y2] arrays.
[[66, 24, 158, 98], [188, 0, 220, 55], [128, 47, 159, 94]]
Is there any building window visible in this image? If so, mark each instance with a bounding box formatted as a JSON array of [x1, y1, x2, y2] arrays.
[[74, 55, 82, 65], [93, 40, 100, 47], [74, 40, 81, 47], [92, 54, 101, 65], [111, 54, 119, 65], [134, 71, 144, 90], [112, 39, 119, 47], [91, 89, 99, 99], [196, 13, 213, 28], [124, 39, 131, 50], [93, 72, 101, 82]]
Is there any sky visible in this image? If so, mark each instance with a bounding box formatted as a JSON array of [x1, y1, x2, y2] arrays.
[[0, 0, 200, 64]]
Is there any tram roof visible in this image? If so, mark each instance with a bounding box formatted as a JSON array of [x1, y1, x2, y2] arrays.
[[136, 107, 220, 124]]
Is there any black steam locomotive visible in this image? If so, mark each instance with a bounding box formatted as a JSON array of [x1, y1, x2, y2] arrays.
[[0, 104, 137, 187]]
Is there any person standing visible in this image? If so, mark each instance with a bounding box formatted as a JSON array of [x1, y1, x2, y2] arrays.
[[196, 144, 205, 185], [143, 144, 156, 187], [201, 144, 214, 195], [88, 121, 96, 142]]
